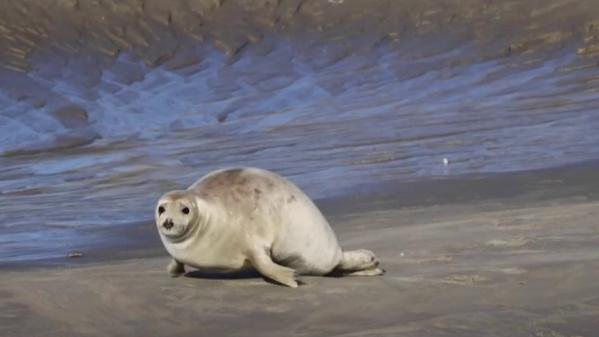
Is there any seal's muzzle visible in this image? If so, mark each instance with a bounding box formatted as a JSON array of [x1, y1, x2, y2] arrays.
[[163, 219, 174, 229]]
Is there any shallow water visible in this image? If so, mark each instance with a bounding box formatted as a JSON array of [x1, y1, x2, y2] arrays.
[[2, 0, 599, 263]]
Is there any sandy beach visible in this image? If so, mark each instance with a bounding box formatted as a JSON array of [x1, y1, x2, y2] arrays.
[[2, 1, 599, 336], [2, 164, 599, 337]]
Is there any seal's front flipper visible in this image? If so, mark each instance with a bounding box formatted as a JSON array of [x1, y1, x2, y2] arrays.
[[167, 259, 185, 277], [248, 247, 300, 288]]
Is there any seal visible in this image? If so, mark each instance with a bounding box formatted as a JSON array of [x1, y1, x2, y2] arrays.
[[155, 167, 384, 287]]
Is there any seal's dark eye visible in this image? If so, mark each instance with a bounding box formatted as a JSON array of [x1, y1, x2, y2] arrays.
[[182, 207, 190, 215], [158, 206, 165, 214]]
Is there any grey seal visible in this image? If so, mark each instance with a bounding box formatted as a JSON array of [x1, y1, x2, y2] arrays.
[[155, 167, 384, 287]]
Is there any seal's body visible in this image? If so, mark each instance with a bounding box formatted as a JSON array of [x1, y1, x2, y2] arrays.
[[155, 167, 383, 287]]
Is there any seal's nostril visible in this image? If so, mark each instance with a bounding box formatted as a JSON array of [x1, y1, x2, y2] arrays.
[[163, 219, 174, 229]]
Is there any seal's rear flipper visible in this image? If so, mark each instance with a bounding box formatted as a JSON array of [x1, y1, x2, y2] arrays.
[[333, 249, 383, 276]]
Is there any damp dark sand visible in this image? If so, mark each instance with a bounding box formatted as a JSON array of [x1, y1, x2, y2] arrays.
[[2, 163, 599, 337]]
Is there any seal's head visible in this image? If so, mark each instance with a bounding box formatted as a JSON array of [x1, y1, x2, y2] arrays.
[[155, 190, 201, 241]]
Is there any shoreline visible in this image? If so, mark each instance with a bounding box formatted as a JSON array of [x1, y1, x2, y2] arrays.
[[4, 159, 599, 270]]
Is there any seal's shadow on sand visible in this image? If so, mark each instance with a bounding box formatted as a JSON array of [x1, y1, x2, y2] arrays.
[[183, 269, 261, 280], [184, 269, 309, 286]]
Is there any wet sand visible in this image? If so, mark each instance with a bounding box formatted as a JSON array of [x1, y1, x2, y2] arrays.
[[2, 165, 599, 337]]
